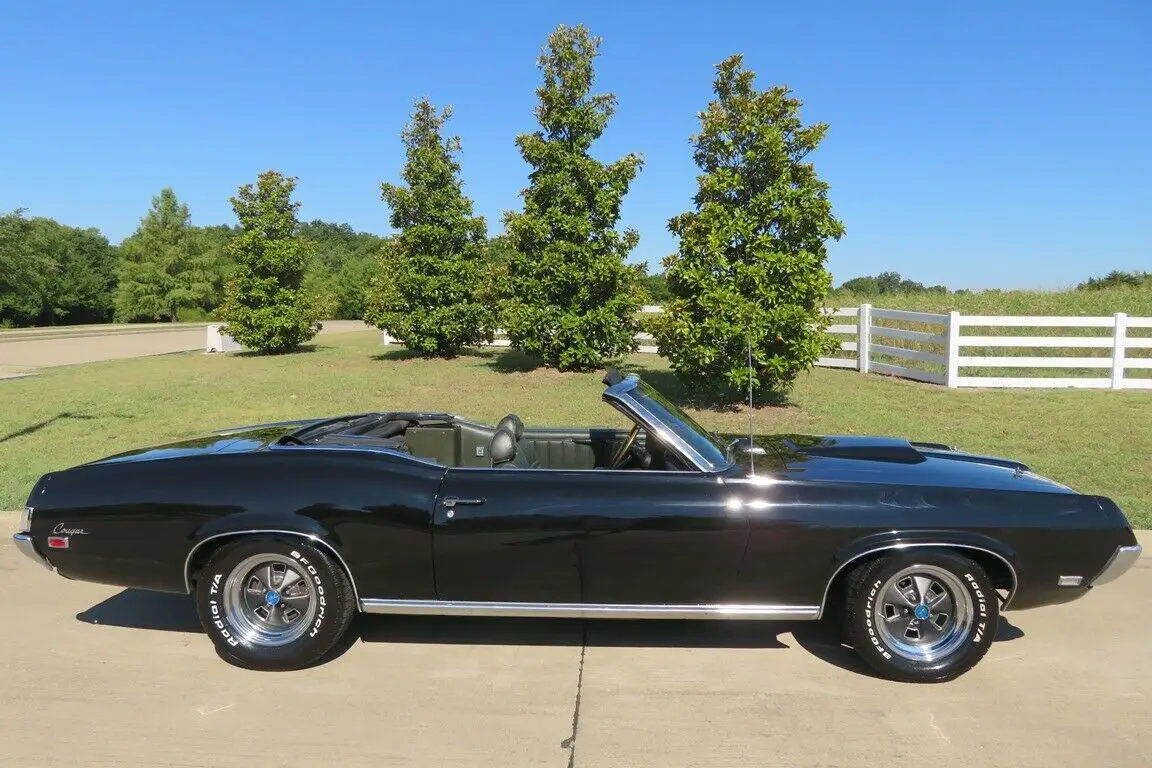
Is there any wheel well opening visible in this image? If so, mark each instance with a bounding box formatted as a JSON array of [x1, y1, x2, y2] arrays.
[[823, 545, 1017, 614], [823, 551, 884, 612], [963, 549, 1017, 603], [185, 532, 359, 603], [186, 534, 243, 591]]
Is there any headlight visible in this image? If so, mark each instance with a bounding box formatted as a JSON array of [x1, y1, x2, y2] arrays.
[[19, 506, 33, 531]]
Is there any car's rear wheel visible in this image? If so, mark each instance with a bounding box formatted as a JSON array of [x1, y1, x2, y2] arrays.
[[843, 550, 998, 683], [194, 536, 357, 671]]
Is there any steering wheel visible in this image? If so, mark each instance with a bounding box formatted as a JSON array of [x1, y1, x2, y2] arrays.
[[609, 423, 641, 469]]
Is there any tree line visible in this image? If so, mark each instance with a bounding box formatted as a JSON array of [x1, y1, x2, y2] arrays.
[[0, 205, 391, 327], [2, 23, 849, 399], [830, 269, 1152, 297]]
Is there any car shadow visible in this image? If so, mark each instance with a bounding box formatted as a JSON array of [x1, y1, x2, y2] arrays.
[[355, 614, 798, 650], [993, 616, 1025, 641], [77, 589, 201, 633], [76, 590, 1026, 677]]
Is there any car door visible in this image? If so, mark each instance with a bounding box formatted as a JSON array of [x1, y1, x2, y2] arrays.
[[431, 467, 748, 606]]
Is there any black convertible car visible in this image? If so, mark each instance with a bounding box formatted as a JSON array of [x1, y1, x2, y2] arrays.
[[14, 371, 1141, 682]]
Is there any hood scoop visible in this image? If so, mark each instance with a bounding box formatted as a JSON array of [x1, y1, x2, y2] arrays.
[[784, 435, 927, 464]]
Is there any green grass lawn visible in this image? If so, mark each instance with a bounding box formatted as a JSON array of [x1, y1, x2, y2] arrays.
[[1, 330, 1149, 527]]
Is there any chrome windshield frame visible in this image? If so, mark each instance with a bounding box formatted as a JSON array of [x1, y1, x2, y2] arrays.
[[602, 376, 733, 473]]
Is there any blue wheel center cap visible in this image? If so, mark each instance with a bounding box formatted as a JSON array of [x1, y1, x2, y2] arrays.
[[914, 604, 930, 620], [265, 591, 281, 607]]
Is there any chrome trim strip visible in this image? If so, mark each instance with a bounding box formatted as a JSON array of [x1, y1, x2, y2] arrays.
[[818, 542, 1020, 618], [1090, 544, 1142, 587], [182, 529, 361, 602], [603, 376, 732, 474], [358, 599, 820, 620], [603, 398, 711, 473], [448, 466, 706, 477], [12, 532, 54, 572], [211, 417, 322, 435], [266, 443, 448, 470]]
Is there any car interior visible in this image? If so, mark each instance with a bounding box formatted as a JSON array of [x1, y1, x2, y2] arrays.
[[298, 411, 693, 471]]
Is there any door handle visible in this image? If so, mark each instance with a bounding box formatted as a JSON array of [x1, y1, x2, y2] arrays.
[[442, 496, 485, 508]]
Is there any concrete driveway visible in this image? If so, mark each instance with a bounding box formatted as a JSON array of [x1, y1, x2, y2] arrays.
[[1, 515, 1148, 768], [0, 320, 373, 378]]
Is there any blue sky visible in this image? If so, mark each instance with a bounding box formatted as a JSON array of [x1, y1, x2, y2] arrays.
[[2, 1, 1148, 289]]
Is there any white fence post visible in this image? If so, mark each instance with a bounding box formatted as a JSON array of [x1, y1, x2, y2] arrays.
[[858, 303, 871, 373], [946, 311, 961, 388], [206, 324, 242, 353], [1111, 312, 1128, 389]]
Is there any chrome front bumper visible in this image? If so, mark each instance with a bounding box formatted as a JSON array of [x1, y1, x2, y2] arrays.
[[12, 533, 53, 571], [1091, 544, 1142, 587]]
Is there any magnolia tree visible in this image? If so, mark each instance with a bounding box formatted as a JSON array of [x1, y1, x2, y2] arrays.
[[653, 55, 845, 398], [364, 98, 492, 356], [219, 171, 321, 353], [500, 24, 645, 370]]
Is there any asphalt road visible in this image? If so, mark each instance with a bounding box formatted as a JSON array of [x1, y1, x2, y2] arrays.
[[1, 516, 1148, 768], [0, 320, 373, 378]]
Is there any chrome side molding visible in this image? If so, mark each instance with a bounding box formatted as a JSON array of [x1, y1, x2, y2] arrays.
[[358, 599, 820, 621]]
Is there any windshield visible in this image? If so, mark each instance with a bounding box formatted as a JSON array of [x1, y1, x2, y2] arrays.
[[623, 379, 730, 471]]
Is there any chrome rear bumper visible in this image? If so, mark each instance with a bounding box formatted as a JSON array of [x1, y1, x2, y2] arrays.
[[1091, 544, 1142, 587], [12, 533, 54, 571]]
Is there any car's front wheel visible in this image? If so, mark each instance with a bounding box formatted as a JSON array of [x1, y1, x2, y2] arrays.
[[194, 536, 357, 671], [843, 550, 999, 683]]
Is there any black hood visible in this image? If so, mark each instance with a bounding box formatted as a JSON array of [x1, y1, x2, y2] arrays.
[[722, 433, 1075, 494]]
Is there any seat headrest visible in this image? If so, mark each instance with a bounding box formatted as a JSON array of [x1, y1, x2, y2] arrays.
[[489, 429, 517, 466], [496, 414, 524, 440]]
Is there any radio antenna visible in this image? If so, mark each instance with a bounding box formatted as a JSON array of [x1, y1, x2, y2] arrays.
[[747, 334, 755, 474]]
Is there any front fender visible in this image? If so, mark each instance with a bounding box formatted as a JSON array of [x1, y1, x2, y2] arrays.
[[819, 529, 1020, 617]]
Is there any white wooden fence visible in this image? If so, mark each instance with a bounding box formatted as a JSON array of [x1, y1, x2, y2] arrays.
[[823, 304, 1152, 389], [263, 303, 1150, 391]]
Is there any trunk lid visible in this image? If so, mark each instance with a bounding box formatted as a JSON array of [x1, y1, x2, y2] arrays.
[[86, 418, 327, 466]]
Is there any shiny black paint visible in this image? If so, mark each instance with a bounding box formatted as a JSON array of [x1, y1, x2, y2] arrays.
[[23, 424, 1137, 614], [29, 431, 444, 599], [433, 469, 746, 604]]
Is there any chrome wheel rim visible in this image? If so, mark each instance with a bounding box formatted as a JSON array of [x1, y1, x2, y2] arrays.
[[874, 564, 974, 662], [222, 554, 317, 647]]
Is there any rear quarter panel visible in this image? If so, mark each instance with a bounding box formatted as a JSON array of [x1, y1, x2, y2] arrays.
[[27, 447, 444, 598]]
